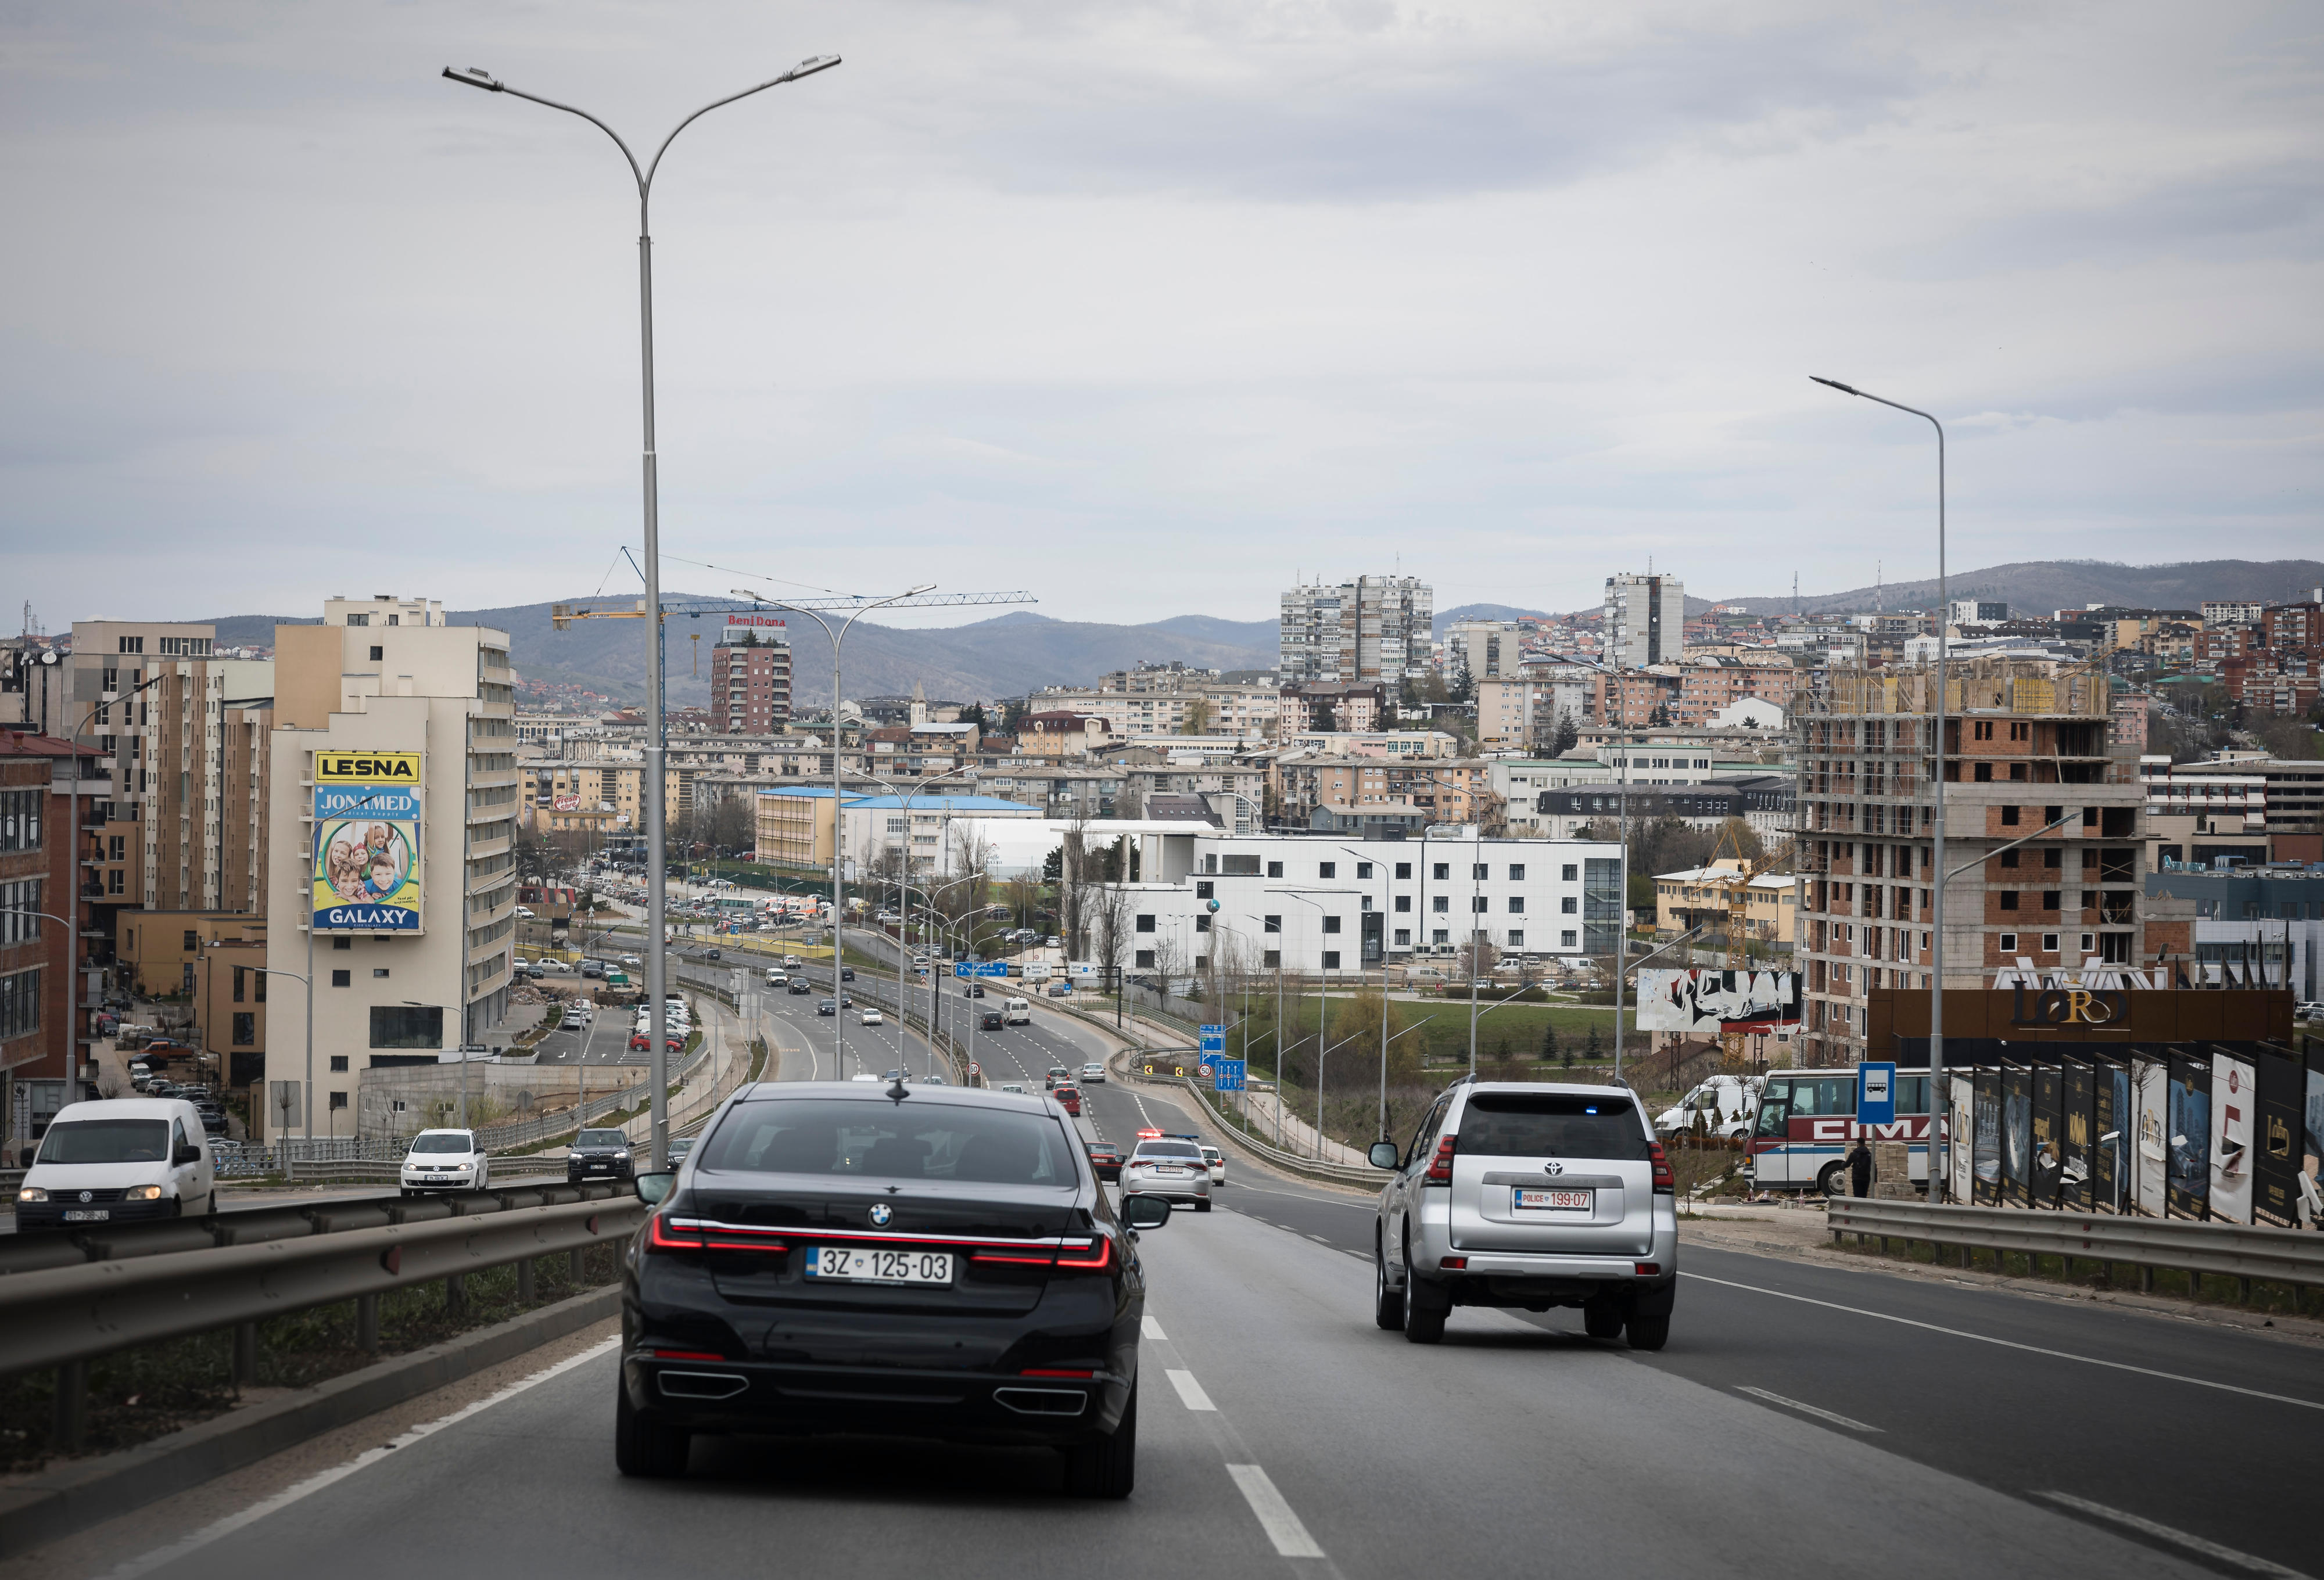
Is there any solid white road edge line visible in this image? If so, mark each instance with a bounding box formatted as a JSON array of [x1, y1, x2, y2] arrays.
[[2035, 1491, 2309, 1579], [1734, 1385, 1881, 1432], [102, 1336, 623, 1580], [1166, 1368, 1218, 1412], [1225, 1464, 1327, 1560], [1684, 1271, 2324, 1412]]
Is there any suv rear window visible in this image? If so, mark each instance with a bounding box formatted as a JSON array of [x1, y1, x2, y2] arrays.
[[1459, 1094, 1651, 1160]]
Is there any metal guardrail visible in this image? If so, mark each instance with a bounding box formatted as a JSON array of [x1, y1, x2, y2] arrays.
[[1167, 1074, 1384, 1190], [1827, 1198, 2324, 1290], [0, 1182, 634, 1278], [2, 1193, 647, 1376]]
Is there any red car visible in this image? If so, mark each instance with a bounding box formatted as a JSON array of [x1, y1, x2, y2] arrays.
[[629, 1032, 651, 1051], [1084, 1139, 1122, 1180], [1053, 1085, 1082, 1116]]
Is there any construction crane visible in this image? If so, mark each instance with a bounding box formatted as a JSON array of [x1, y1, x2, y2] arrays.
[[548, 586, 1037, 730]]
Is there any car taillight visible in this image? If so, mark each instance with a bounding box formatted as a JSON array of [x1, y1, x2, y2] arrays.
[[1423, 1134, 1457, 1185], [1055, 1236, 1113, 1271], [1021, 1367, 1097, 1378], [1648, 1140, 1674, 1195], [644, 1214, 701, 1254], [651, 1348, 727, 1360]]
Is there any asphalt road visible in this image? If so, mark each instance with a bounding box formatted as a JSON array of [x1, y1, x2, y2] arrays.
[[42, 983, 2322, 1579]]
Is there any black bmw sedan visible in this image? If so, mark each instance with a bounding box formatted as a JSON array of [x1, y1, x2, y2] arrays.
[[618, 1081, 1169, 1495]]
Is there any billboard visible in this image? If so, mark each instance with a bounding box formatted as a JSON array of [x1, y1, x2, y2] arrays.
[[1635, 969, 1798, 1034], [312, 750, 422, 932]]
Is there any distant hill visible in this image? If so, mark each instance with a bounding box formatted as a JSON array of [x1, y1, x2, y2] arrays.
[[1434, 603, 1553, 634], [1719, 559, 2324, 619], [199, 598, 1279, 707]]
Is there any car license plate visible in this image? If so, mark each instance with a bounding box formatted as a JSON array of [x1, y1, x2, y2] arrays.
[[63, 1209, 110, 1222], [1514, 1187, 1593, 1213], [805, 1247, 953, 1285]]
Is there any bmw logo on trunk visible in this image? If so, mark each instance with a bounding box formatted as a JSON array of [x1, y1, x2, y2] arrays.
[[868, 1204, 892, 1227]]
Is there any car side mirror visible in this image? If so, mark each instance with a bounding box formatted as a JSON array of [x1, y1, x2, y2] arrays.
[[1368, 1141, 1401, 1170], [635, 1171, 676, 1205], [174, 1143, 204, 1167], [1120, 1194, 1172, 1230]]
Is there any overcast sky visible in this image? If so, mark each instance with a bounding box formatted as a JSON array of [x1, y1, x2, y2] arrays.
[[3, 1, 2318, 633]]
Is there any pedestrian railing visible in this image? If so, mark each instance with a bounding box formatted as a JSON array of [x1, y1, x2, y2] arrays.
[[1827, 1198, 2324, 1294]]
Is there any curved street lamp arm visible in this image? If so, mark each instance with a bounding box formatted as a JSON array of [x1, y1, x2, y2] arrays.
[[645, 58, 841, 189]]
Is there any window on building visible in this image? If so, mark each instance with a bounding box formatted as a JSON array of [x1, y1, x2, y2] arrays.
[[232, 1012, 255, 1046], [1322, 951, 1340, 969], [1508, 864, 1525, 881], [345, 614, 368, 628], [1472, 896, 1488, 913], [1262, 949, 1281, 968], [331, 969, 352, 987], [1560, 896, 1578, 914], [2080, 932, 2096, 952], [368, 645, 383, 662], [2000, 805, 2020, 826], [1433, 863, 1449, 881], [1433, 896, 1449, 913], [329, 1091, 349, 1111], [1322, 916, 1341, 933], [1394, 896, 1411, 913], [2041, 892, 2060, 911], [333, 937, 352, 951], [1561, 929, 1577, 947], [1135, 949, 1156, 968], [232, 967, 245, 1003], [1433, 929, 1450, 945], [1267, 861, 1283, 878], [1507, 930, 1525, 947], [1135, 914, 1155, 933], [1395, 863, 1412, 880], [370, 1006, 443, 1049], [373, 968, 390, 978], [1472, 864, 1488, 881], [1318, 861, 1336, 879], [329, 1055, 349, 1073]]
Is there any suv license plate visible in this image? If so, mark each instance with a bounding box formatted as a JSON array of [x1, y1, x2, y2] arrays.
[[1514, 1187, 1593, 1213], [805, 1248, 955, 1285], [63, 1209, 111, 1222]]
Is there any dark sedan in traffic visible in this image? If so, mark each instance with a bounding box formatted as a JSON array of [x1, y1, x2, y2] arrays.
[[617, 1082, 1169, 1495]]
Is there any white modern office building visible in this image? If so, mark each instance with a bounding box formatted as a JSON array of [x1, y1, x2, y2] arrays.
[[261, 597, 519, 1140]]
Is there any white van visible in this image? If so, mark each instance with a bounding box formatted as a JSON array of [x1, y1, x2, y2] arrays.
[[16, 1097, 216, 1230], [1004, 996, 1031, 1026], [1652, 1074, 1762, 1139]]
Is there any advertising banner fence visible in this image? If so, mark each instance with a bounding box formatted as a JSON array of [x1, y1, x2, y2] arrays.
[[1636, 969, 1798, 1035]]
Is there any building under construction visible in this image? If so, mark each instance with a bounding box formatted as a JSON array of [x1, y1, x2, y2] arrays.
[[1792, 658, 2147, 1069]]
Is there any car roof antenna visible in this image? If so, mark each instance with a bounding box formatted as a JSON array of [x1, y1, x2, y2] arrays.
[[887, 1075, 911, 1105]]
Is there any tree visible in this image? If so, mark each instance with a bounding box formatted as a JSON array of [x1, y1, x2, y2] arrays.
[[958, 701, 988, 729], [1181, 696, 1214, 736], [1549, 708, 1579, 758], [1326, 988, 1418, 1083], [1449, 654, 1475, 705], [1309, 698, 1338, 734], [1540, 1022, 1561, 1063], [1585, 1022, 1605, 1061]]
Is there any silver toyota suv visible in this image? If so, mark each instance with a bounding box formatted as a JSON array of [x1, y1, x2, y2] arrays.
[[1368, 1080, 1676, 1349]]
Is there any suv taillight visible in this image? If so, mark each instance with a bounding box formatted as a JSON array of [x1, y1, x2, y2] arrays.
[[1423, 1134, 1457, 1186], [1648, 1139, 1674, 1195]]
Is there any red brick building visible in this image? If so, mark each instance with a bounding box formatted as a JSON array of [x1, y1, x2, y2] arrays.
[[1, 730, 105, 1159], [709, 620, 792, 732]]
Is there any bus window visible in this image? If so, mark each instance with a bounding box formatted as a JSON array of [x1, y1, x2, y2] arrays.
[[1753, 1083, 1792, 1139], [1788, 1078, 1856, 1117], [1896, 1076, 1931, 1115]]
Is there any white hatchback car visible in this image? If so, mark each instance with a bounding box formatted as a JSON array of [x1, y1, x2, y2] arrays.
[[401, 1129, 490, 1194]]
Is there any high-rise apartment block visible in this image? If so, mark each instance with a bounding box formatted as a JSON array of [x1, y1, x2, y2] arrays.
[[1279, 576, 1432, 687], [1792, 659, 2146, 1068], [710, 616, 792, 732], [1602, 574, 1685, 669], [263, 597, 520, 1139]]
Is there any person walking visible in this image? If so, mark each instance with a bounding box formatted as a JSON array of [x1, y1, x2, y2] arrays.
[[1848, 1134, 1874, 1198]]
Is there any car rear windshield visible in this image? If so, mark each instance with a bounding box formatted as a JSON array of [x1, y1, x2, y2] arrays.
[[1135, 1141, 1203, 1161], [39, 1119, 170, 1165], [1459, 1094, 1651, 1160], [576, 1130, 628, 1149], [410, 1132, 475, 1154], [701, 1099, 1079, 1187]]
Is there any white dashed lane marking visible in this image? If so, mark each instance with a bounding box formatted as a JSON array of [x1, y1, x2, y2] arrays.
[[1142, 1315, 1167, 1341], [1166, 1368, 1217, 1412], [1226, 1464, 1328, 1560]]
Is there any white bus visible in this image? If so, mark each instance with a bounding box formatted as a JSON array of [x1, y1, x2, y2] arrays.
[[1745, 1066, 1932, 1197]]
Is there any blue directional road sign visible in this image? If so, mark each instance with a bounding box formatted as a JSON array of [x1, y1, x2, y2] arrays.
[[1213, 1058, 1247, 1092], [954, 961, 1013, 978], [1199, 1024, 1226, 1058], [1857, 1061, 1897, 1126]]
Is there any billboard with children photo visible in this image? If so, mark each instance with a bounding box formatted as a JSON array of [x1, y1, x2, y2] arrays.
[[311, 751, 422, 932]]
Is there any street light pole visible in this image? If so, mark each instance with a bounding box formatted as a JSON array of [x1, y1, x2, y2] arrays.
[[1812, 376, 1948, 1200], [447, 55, 838, 1175], [734, 584, 933, 1077]]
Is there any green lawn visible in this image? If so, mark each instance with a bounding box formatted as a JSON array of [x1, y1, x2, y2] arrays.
[[1212, 996, 1636, 1074]]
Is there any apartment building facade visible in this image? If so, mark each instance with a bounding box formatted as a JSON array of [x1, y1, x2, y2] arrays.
[[261, 598, 521, 1140], [1, 732, 105, 1155], [1792, 661, 2146, 1068], [1270, 754, 1491, 828], [709, 618, 793, 732], [1279, 576, 1433, 687], [1603, 574, 1686, 669]]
